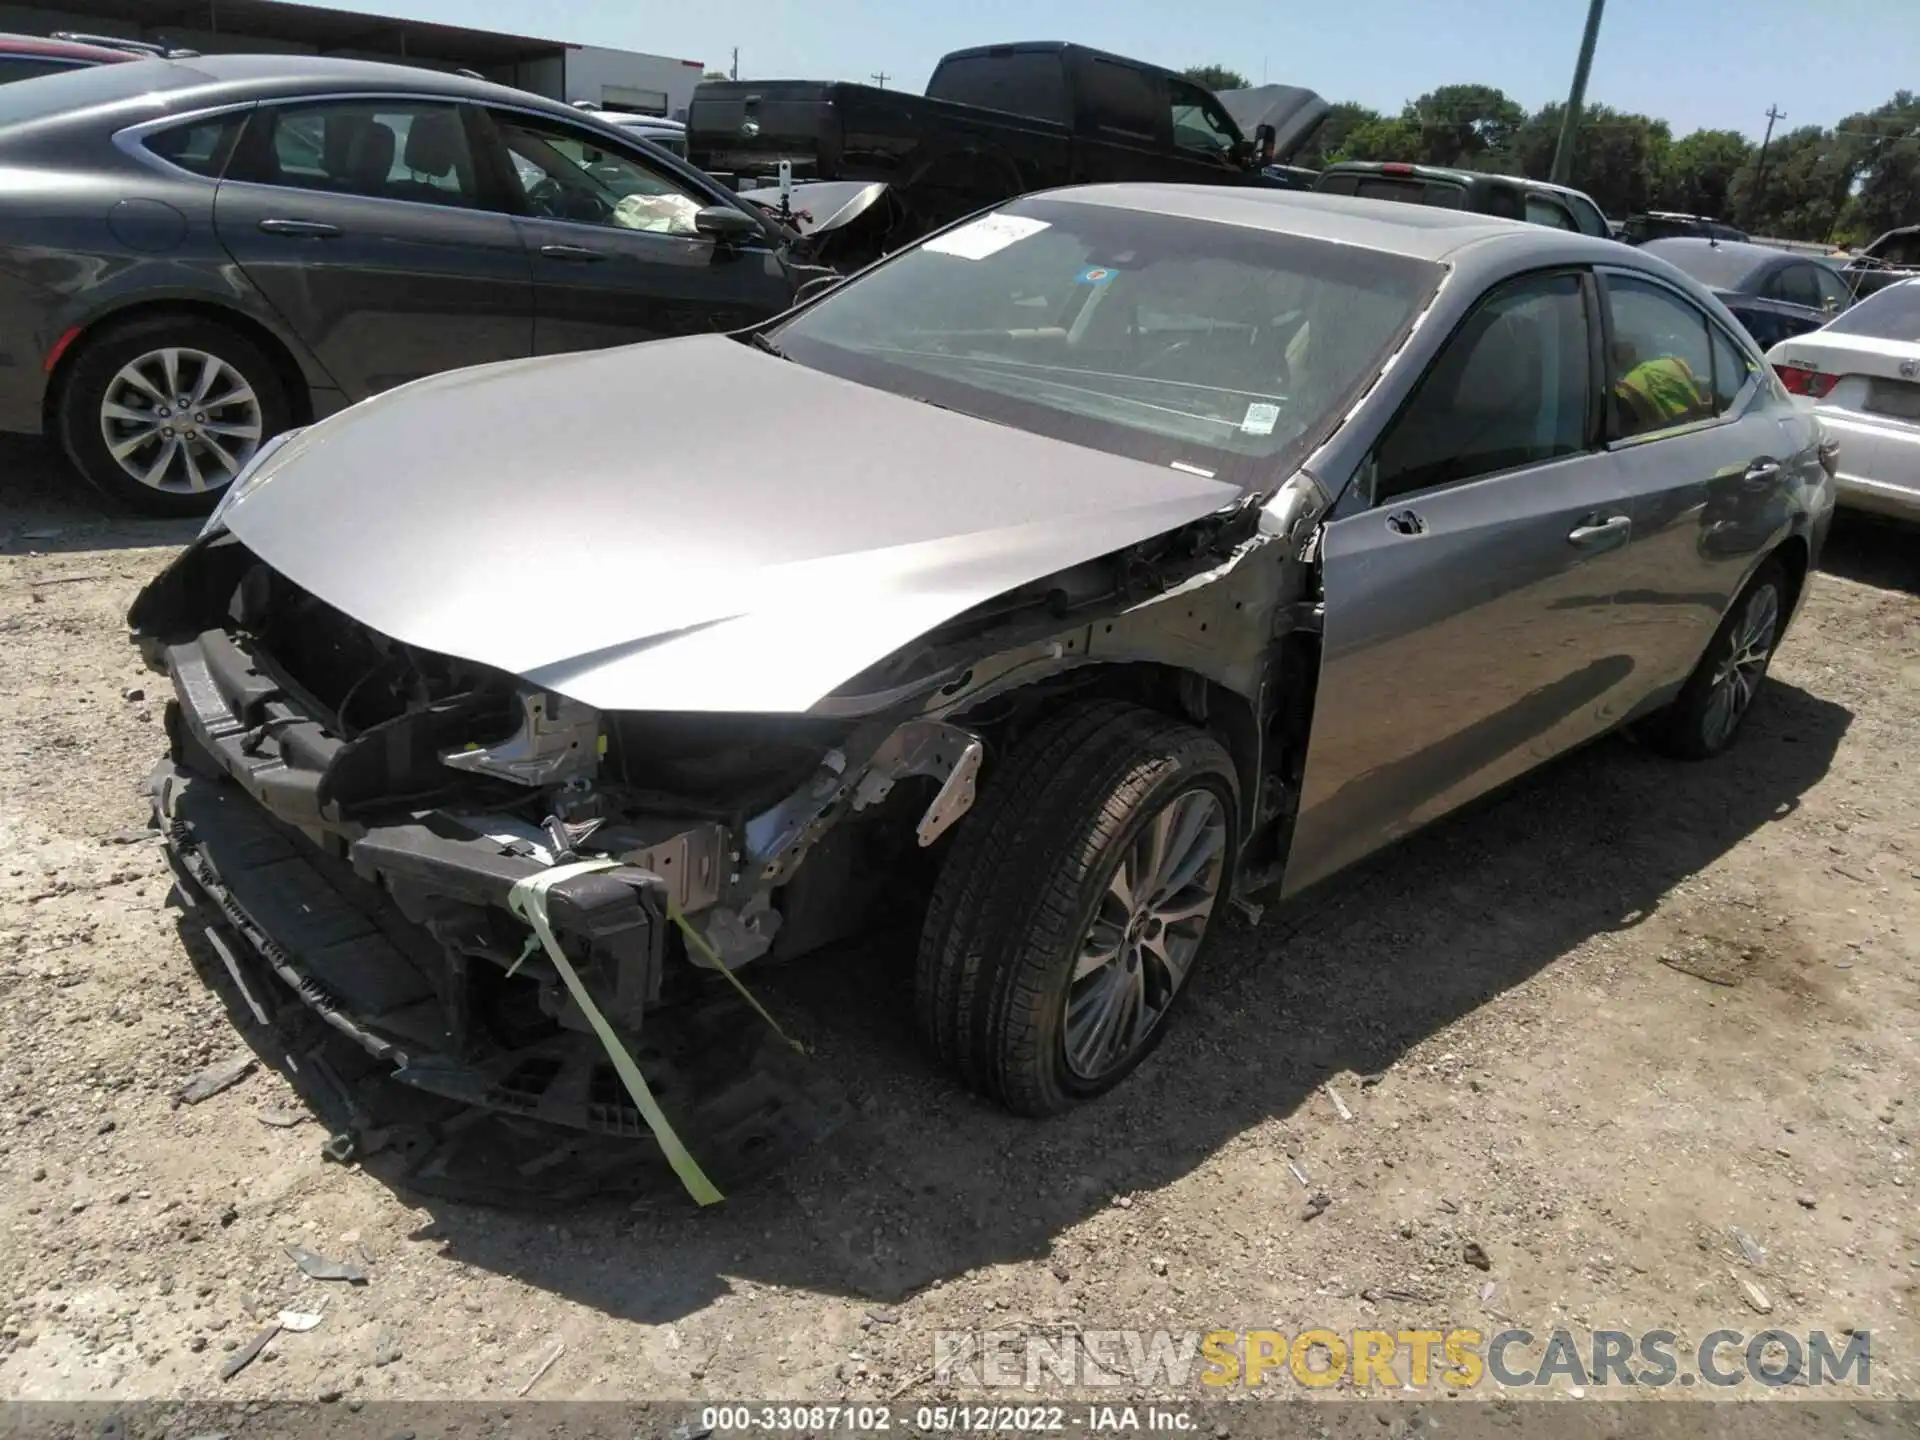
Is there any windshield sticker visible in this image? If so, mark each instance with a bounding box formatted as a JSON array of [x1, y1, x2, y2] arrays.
[[923, 213, 1050, 260], [1240, 402, 1281, 436], [1076, 265, 1118, 286]]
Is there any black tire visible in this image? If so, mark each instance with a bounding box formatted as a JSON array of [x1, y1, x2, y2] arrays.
[[56, 313, 294, 518], [914, 700, 1238, 1116], [1639, 557, 1788, 760]]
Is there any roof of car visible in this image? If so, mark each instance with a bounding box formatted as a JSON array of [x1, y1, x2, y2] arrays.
[[10, 50, 573, 112], [1640, 236, 1785, 266], [0, 30, 140, 61], [1039, 183, 1618, 263]]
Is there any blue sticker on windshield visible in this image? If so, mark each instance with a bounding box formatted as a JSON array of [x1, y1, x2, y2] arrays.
[[1076, 266, 1118, 286]]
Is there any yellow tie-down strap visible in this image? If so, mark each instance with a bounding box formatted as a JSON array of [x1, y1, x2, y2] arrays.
[[505, 859, 803, 1207]]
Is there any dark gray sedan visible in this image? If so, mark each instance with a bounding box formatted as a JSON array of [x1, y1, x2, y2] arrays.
[[131, 187, 1834, 1150], [1643, 237, 1854, 351], [0, 55, 800, 513]]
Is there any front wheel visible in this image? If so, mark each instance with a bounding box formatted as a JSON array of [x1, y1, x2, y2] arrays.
[[1639, 557, 1787, 760], [914, 701, 1238, 1116]]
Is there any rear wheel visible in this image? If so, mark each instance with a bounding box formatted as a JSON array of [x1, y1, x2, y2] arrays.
[[56, 314, 293, 517], [1639, 557, 1786, 760], [914, 701, 1237, 1115]]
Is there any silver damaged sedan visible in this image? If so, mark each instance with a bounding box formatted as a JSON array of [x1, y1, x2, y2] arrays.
[[130, 185, 1836, 1145]]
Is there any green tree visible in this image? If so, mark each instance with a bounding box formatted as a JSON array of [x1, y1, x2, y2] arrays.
[[1730, 125, 1859, 240], [1512, 102, 1669, 217], [1181, 64, 1250, 93], [1402, 83, 1525, 169], [1655, 129, 1754, 219], [1836, 91, 1920, 241], [1338, 114, 1422, 163], [702, 70, 730, 80], [1294, 102, 1383, 169]]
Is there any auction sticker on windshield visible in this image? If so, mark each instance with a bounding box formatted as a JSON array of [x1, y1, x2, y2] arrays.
[[1241, 401, 1281, 436], [924, 213, 1050, 260]]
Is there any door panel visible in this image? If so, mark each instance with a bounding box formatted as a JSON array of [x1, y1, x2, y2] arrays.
[[489, 111, 795, 353], [1285, 454, 1641, 895], [1283, 267, 1645, 895], [214, 100, 533, 399], [1600, 273, 1796, 702]]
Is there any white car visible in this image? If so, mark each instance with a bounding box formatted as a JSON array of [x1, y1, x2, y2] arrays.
[[1767, 276, 1920, 522], [574, 105, 687, 159]]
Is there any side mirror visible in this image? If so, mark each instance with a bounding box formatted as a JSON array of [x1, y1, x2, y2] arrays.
[[693, 205, 759, 243], [794, 273, 843, 306]]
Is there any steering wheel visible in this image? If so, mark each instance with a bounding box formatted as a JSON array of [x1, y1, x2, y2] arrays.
[[1136, 337, 1196, 376], [525, 175, 563, 214]]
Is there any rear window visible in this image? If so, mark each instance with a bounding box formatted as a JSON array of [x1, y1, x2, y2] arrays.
[[1319, 172, 1466, 209], [926, 51, 1069, 125], [1821, 280, 1920, 341], [1641, 240, 1765, 291]]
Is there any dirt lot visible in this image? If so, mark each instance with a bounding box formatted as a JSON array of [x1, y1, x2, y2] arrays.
[[1, 434, 1917, 1407]]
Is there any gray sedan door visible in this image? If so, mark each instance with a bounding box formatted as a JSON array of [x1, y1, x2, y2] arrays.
[[485, 110, 795, 353], [214, 98, 534, 398], [1596, 270, 1801, 701], [1285, 269, 1643, 895]]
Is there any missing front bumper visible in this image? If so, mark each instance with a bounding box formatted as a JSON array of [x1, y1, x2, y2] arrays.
[[153, 760, 843, 1189]]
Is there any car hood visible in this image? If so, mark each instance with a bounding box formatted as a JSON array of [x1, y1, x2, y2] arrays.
[[220, 335, 1233, 714]]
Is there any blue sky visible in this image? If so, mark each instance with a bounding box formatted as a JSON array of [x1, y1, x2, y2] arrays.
[[323, 0, 1916, 140]]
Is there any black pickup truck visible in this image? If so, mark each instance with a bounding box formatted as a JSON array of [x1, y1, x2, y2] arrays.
[[689, 42, 1326, 266]]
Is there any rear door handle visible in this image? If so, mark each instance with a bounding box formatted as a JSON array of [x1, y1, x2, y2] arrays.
[[1744, 458, 1782, 484], [539, 243, 606, 262], [1567, 514, 1631, 548], [1384, 508, 1426, 536], [257, 218, 341, 238]]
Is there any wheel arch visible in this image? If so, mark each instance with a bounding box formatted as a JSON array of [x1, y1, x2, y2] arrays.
[[959, 659, 1265, 838], [43, 297, 318, 436], [1769, 531, 1811, 625]]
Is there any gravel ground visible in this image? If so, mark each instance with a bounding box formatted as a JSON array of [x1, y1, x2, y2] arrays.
[[1, 435, 1916, 1406]]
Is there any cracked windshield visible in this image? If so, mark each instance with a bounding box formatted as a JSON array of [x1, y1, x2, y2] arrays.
[[773, 198, 1440, 480]]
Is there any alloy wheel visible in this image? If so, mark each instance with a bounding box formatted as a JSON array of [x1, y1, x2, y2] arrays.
[[1702, 582, 1780, 749], [98, 347, 264, 495], [1063, 786, 1228, 1081]]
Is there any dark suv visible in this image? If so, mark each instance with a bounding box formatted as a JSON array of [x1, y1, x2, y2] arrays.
[[1314, 162, 1611, 237]]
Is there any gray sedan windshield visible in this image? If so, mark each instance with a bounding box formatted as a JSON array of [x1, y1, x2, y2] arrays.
[[771, 197, 1442, 484]]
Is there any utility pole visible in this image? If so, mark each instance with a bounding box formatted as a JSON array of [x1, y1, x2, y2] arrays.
[[1549, 0, 1606, 186], [870, 70, 889, 88], [1748, 104, 1785, 226], [729, 46, 738, 81]]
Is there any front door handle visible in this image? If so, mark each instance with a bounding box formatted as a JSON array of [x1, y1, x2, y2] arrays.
[[257, 218, 341, 238], [539, 243, 606, 262], [1744, 457, 1782, 485], [1567, 513, 1631, 549]]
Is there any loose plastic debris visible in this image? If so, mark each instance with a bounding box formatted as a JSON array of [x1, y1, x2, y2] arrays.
[[177, 1055, 254, 1105], [286, 1245, 368, 1284]]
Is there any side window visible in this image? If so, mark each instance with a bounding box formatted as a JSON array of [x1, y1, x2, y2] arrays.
[[1605, 274, 1719, 439], [1770, 264, 1823, 309], [1167, 79, 1237, 159], [1812, 264, 1852, 312], [1525, 194, 1577, 230], [231, 101, 480, 207], [142, 113, 245, 178], [1081, 59, 1163, 140], [1709, 326, 1757, 414], [494, 114, 706, 236], [1371, 271, 1593, 503], [1569, 196, 1610, 237]]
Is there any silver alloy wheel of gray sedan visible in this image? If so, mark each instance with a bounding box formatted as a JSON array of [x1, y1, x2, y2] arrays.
[[1063, 786, 1228, 1080], [98, 347, 264, 495], [1702, 579, 1780, 750]]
